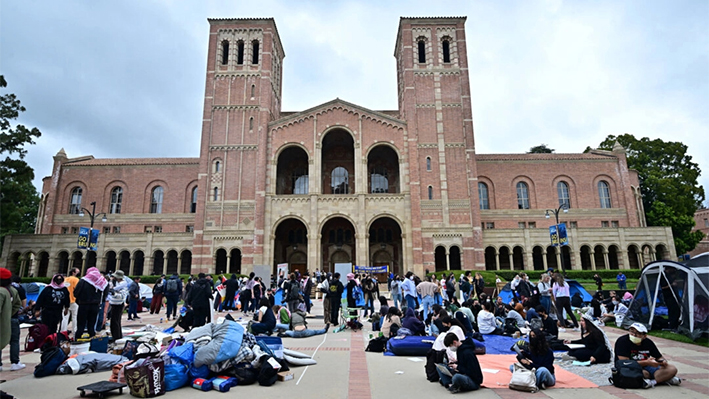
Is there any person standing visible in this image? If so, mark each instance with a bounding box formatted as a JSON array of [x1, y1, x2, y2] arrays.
[[284, 273, 301, 313], [163, 273, 182, 321], [537, 273, 553, 314], [150, 275, 165, 314], [593, 274, 604, 292], [401, 272, 417, 311], [223, 274, 239, 311], [327, 273, 344, 326], [390, 275, 402, 309], [73, 267, 108, 338], [64, 267, 81, 333], [320, 276, 331, 324], [362, 274, 378, 318], [127, 276, 141, 321], [108, 271, 129, 340], [36, 274, 70, 334], [1, 268, 23, 372], [416, 278, 438, 321], [473, 272, 485, 300], [617, 272, 627, 290], [302, 272, 313, 314], [186, 273, 213, 328], [552, 273, 579, 331]]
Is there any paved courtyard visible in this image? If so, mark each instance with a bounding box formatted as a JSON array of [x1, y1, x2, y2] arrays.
[[2, 298, 708, 399]]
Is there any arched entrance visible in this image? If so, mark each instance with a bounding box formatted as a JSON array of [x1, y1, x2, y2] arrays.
[[104, 251, 117, 273], [532, 246, 544, 270], [499, 246, 511, 270], [545, 246, 558, 270], [71, 252, 83, 272], [119, 251, 131, 274], [449, 246, 461, 270], [627, 245, 640, 269], [152, 250, 165, 275], [57, 251, 70, 275], [594, 245, 607, 269], [228, 249, 239, 274], [512, 246, 524, 270], [368, 216, 403, 277], [276, 146, 309, 195], [274, 218, 308, 274], [608, 245, 620, 269], [367, 145, 400, 193], [134, 251, 145, 275], [655, 244, 669, 261], [484, 247, 496, 270], [434, 246, 447, 272], [166, 250, 178, 275], [37, 252, 50, 277], [321, 217, 355, 273], [580, 245, 592, 270], [322, 129, 354, 194], [86, 251, 97, 270], [181, 250, 192, 275], [215, 249, 228, 275]]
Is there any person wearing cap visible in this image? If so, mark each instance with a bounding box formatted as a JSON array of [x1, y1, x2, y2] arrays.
[[615, 323, 680, 388], [1, 268, 23, 372], [108, 270, 129, 340]]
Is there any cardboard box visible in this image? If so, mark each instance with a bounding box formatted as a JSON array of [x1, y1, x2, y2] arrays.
[[277, 371, 294, 382]]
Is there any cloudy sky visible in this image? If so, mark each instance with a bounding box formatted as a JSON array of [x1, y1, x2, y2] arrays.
[[2, 0, 707, 202]]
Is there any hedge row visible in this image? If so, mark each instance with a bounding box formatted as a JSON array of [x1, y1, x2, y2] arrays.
[[20, 273, 249, 285], [426, 269, 642, 286]]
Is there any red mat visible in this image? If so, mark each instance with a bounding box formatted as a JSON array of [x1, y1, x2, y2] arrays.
[[477, 355, 598, 389]]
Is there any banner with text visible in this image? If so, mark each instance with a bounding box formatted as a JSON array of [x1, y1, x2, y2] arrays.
[[88, 229, 100, 251], [353, 265, 388, 274], [549, 223, 569, 246], [77, 227, 90, 249]]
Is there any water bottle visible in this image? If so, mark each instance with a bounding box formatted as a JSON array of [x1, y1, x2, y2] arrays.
[[160, 318, 163, 324]]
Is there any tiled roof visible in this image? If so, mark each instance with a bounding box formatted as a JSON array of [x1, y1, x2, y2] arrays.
[[476, 152, 617, 161], [66, 158, 200, 166]]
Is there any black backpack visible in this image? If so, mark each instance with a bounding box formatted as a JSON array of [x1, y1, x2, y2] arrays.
[[503, 318, 520, 335], [365, 336, 387, 353], [609, 359, 646, 389], [424, 349, 446, 382], [257, 356, 279, 386], [166, 279, 179, 293]]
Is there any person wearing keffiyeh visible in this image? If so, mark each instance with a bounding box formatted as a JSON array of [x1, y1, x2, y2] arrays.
[[36, 274, 70, 334], [73, 267, 109, 338]]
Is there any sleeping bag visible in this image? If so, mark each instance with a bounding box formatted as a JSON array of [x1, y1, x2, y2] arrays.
[[386, 335, 435, 356], [184, 320, 245, 367]]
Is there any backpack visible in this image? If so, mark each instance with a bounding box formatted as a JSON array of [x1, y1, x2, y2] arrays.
[[34, 346, 67, 378], [365, 336, 388, 353], [364, 279, 375, 292], [609, 359, 646, 389], [166, 278, 179, 293], [529, 317, 543, 331], [503, 318, 520, 336], [43, 331, 72, 355], [25, 323, 50, 352], [424, 349, 446, 382], [257, 356, 279, 386]]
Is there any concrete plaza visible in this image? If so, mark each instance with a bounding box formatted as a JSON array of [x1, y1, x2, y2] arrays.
[[2, 298, 708, 399]]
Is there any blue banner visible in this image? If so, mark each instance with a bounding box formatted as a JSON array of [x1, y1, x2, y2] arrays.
[[77, 227, 89, 249], [353, 265, 388, 273], [88, 229, 100, 251], [549, 224, 569, 247]]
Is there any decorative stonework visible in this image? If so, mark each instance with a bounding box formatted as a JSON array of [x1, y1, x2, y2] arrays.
[[209, 145, 258, 152]]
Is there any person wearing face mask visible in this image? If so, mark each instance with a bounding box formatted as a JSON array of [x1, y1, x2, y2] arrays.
[[401, 272, 418, 311], [615, 323, 680, 388], [437, 333, 483, 393], [511, 328, 556, 390], [601, 296, 628, 325], [389, 275, 402, 309]]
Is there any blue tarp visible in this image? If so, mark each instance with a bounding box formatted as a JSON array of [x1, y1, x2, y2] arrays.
[[498, 279, 592, 304]]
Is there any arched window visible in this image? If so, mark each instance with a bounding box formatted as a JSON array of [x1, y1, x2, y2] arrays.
[[251, 40, 259, 64], [221, 40, 229, 65], [150, 186, 163, 214], [370, 167, 389, 193], [478, 182, 489, 210], [428, 186, 433, 200], [69, 187, 82, 214], [292, 169, 308, 195], [213, 187, 219, 201], [251, 84, 255, 98], [190, 186, 198, 213], [331, 167, 349, 194], [214, 160, 221, 173], [557, 181, 570, 208], [598, 181, 612, 208], [110, 187, 123, 214], [236, 40, 244, 65], [426, 157, 431, 171], [249, 117, 254, 131], [442, 39, 450, 63], [417, 40, 426, 63], [516, 182, 530, 209]]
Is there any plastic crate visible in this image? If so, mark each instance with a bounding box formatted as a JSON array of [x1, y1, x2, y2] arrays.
[[254, 336, 284, 359]]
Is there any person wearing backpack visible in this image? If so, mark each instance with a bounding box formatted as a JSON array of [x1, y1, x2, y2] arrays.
[[36, 274, 70, 334], [163, 273, 183, 321], [150, 275, 165, 315], [614, 323, 680, 388], [362, 275, 378, 318], [283, 273, 301, 313]]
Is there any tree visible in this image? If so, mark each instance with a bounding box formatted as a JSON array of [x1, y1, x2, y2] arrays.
[[592, 134, 705, 255], [528, 144, 555, 153], [1, 75, 42, 249]]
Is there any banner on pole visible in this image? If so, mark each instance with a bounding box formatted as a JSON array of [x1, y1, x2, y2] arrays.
[[77, 227, 89, 249], [88, 229, 99, 251], [549, 223, 569, 247]]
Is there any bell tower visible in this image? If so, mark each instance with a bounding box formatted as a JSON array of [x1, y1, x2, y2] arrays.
[[192, 18, 285, 273], [395, 17, 484, 270]]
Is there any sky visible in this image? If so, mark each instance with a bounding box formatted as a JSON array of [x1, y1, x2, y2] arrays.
[[2, 0, 708, 205]]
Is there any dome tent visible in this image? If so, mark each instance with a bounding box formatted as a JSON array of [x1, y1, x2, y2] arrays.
[[621, 254, 709, 340]]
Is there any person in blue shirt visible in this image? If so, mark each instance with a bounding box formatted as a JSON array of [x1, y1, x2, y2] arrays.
[[617, 272, 627, 290], [401, 272, 418, 311]]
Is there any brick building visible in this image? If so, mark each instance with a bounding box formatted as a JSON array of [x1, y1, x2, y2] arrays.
[[690, 208, 709, 257], [0, 16, 675, 277]]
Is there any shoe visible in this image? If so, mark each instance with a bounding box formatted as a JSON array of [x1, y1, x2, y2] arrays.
[[561, 354, 577, 361], [324, 323, 331, 333], [573, 327, 580, 332], [0, 366, 3, 372], [127, 318, 133, 321], [277, 332, 287, 338], [558, 328, 566, 332], [448, 386, 461, 394], [539, 382, 547, 390], [666, 377, 681, 386], [643, 379, 656, 389], [10, 363, 26, 371]]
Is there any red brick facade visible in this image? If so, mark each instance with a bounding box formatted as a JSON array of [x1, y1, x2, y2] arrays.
[[0, 17, 675, 277]]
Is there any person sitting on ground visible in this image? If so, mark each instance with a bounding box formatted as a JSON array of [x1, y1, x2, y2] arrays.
[[563, 314, 612, 364], [505, 304, 526, 329], [571, 292, 584, 309], [430, 308, 448, 336], [169, 306, 194, 332], [381, 307, 402, 338], [525, 304, 539, 322], [441, 316, 472, 338], [615, 323, 680, 388], [512, 328, 556, 390], [535, 305, 558, 339], [447, 296, 461, 314], [274, 305, 291, 332], [494, 297, 507, 318], [438, 333, 484, 393], [602, 295, 628, 326], [371, 296, 389, 331], [250, 297, 277, 335], [402, 307, 426, 335], [279, 302, 330, 338], [432, 320, 466, 364], [478, 301, 502, 335]]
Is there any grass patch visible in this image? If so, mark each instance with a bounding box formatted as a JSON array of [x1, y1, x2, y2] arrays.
[[604, 321, 709, 348]]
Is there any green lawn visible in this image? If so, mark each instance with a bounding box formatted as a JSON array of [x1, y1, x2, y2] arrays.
[[604, 321, 709, 348]]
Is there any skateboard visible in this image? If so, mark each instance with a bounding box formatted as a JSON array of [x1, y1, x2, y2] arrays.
[[77, 381, 127, 399]]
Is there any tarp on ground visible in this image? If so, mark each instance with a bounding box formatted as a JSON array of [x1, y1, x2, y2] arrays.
[[497, 279, 592, 304], [622, 255, 709, 340]]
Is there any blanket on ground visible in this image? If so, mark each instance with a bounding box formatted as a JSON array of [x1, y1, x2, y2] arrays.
[[184, 320, 245, 367], [477, 354, 598, 389]]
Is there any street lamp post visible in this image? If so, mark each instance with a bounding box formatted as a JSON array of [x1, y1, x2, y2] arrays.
[[79, 201, 107, 274], [545, 204, 568, 275]]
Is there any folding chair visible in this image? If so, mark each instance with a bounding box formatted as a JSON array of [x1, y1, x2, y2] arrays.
[[338, 298, 362, 331]]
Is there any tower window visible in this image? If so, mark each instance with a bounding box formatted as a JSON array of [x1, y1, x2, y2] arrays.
[[417, 40, 426, 63], [251, 40, 259, 64], [557, 181, 570, 208], [214, 160, 221, 173], [249, 117, 254, 131], [221, 40, 229, 65], [428, 185, 433, 200], [426, 157, 431, 171], [237, 41, 244, 65], [442, 40, 450, 63], [213, 187, 219, 201], [516, 182, 530, 209], [150, 186, 163, 214], [190, 186, 198, 213], [69, 187, 82, 214], [478, 182, 489, 210], [251, 84, 255, 98], [110, 187, 123, 214], [598, 181, 611, 208]]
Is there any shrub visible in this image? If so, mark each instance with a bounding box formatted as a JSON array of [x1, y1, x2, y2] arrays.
[[426, 269, 642, 286]]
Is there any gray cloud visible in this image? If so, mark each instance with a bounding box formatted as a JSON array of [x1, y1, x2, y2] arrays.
[[1, 0, 706, 200]]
